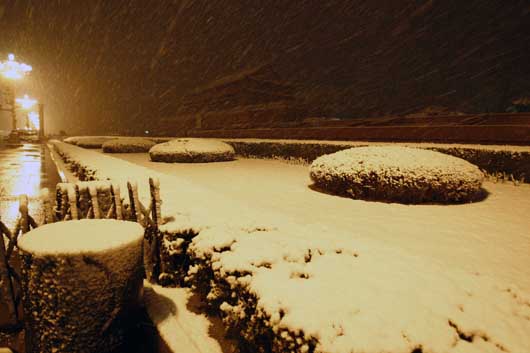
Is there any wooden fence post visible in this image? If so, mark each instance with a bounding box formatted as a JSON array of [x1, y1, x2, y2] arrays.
[[112, 184, 123, 220], [0, 222, 18, 327], [41, 188, 55, 224]]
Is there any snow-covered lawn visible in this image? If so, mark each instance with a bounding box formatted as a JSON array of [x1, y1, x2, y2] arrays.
[[50, 141, 530, 353], [109, 152, 530, 290]]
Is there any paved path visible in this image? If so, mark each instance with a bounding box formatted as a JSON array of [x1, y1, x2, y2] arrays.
[[0, 143, 61, 227], [0, 142, 61, 349]]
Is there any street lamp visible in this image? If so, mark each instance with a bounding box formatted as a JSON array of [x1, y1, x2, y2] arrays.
[[27, 111, 39, 130], [16, 94, 38, 130], [16, 94, 37, 110], [0, 54, 32, 80], [0, 53, 32, 131]]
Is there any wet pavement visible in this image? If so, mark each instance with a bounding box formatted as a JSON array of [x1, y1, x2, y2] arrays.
[[0, 143, 62, 352], [0, 143, 61, 229]]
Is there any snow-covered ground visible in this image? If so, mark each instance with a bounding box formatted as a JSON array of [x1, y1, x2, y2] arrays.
[[50, 142, 530, 353], [143, 282, 237, 353]]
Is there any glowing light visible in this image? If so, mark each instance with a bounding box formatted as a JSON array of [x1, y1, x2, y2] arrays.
[[0, 53, 32, 80], [16, 94, 38, 110], [28, 111, 40, 129]]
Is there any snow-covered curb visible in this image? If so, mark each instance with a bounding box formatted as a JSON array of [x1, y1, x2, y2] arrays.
[[149, 138, 235, 163], [49, 140, 530, 353], [102, 138, 156, 153], [310, 146, 484, 203]]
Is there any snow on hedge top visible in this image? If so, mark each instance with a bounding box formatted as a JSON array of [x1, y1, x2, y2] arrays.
[[102, 137, 156, 153], [63, 136, 115, 148], [150, 138, 233, 154], [191, 226, 530, 353], [310, 146, 484, 203], [149, 138, 235, 162], [18, 219, 144, 255], [312, 146, 482, 178], [223, 137, 530, 153]]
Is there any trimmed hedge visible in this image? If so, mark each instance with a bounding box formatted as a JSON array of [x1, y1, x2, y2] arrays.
[[310, 146, 485, 203], [102, 138, 156, 153], [225, 140, 529, 183], [63, 136, 115, 149], [149, 138, 235, 163]]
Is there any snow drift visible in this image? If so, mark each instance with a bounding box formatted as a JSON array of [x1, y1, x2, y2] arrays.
[[149, 138, 235, 163], [310, 146, 484, 203]]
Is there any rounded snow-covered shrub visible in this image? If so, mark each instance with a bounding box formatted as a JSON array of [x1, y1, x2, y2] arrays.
[[149, 138, 235, 163], [63, 136, 114, 148], [102, 137, 156, 153], [310, 146, 484, 203], [18, 219, 145, 353]]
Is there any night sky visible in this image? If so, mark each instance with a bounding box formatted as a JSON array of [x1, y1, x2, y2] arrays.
[[0, 1, 528, 135]]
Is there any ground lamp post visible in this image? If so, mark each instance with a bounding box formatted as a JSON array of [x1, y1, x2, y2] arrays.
[[0, 54, 32, 131], [15, 94, 45, 139], [15, 94, 37, 129], [38, 103, 44, 139]]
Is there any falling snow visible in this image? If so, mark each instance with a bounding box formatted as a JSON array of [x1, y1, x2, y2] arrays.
[[0, 1, 529, 135]]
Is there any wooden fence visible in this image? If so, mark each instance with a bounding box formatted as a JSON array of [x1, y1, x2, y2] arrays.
[[0, 178, 162, 329]]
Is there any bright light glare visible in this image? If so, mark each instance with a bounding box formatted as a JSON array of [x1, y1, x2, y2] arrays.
[[16, 94, 38, 109], [28, 111, 40, 129], [0, 53, 32, 80]]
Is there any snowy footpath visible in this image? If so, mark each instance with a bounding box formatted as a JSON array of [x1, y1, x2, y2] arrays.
[[51, 141, 530, 353]]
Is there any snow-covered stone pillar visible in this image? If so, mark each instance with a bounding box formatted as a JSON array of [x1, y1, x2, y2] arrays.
[[18, 219, 145, 353]]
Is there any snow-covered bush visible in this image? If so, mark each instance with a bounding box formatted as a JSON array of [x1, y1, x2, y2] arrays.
[[157, 229, 198, 287], [18, 219, 144, 352], [63, 136, 115, 148], [102, 137, 156, 153], [149, 138, 235, 163], [184, 226, 530, 353], [310, 146, 484, 203]]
